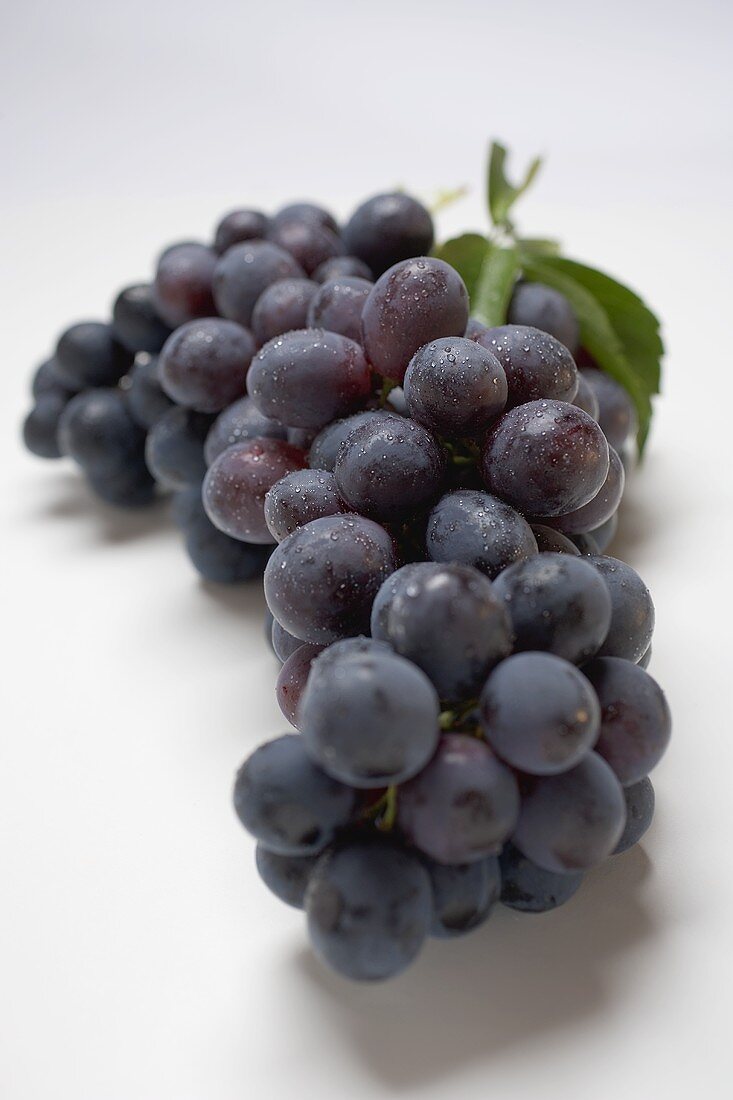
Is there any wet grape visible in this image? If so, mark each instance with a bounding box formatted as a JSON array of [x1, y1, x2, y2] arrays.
[[203, 438, 307, 543], [404, 336, 507, 436], [213, 240, 304, 327], [426, 490, 537, 579], [159, 318, 255, 413]]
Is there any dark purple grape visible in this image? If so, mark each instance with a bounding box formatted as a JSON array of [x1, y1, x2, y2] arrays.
[[22, 395, 67, 459], [203, 438, 307, 543], [334, 414, 446, 523], [54, 322, 133, 390], [299, 638, 440, 787], [255, 846, 318, 909], [581, 366, 638, 449], [513, 752, 626, 872], [264, 468, 343, 541], [583, 658, 671, 786], [204, 396, 286, 465], [361, 257, 469, 382], [233, 734, 356, 856], [638, 644, 652, 670], [614, 777, 655, 854], [271, 619, 305, 663], [426, 490, 537, 579], [482, 400, 609, 517], [475, 325, 578, 408], [480, 652, 600, 774], [125, 354, 174, 429], [592, 511, 618, 553], [530, 524, 581, 555], [145, 406, 213, 489], [273, 202, 338, 234], [158, 318, 254, 413], [306, 276, 372, 343], [570, 532, 600, 555], [397, 734, 520, 864], [31, 359, 77, 401], [374, 562, 511, 701], [493, 552, 612, 664], [499, 843, 584, 912], [277, 643, 324, 727], [153, 242, 217, 327], [544, 446, 624, 534], [404, 336, 507, 436], [212, 240, 304, 327], [247, 329, 372, 430], [112, 283, 173, 354], [306, 837, 432, 981], [590, 555, 655, 662], [465, 317, 489, 340], [427, 856, 500, 938], [264, 514, 396, 644], [507, 283, 579, 354], [287, 426, 318, 450], [251, 278, 319, 345], [573, 372, 600, 419], [268, 219, 344, 276], [342, 192, 434, 276], [58, 389, 144, 474], [87, 461, 156, 509], [308, 411, 395, 472], [313, 256, 372, 283], [176, 488, 271, 582], [213, 209, 269, 254]]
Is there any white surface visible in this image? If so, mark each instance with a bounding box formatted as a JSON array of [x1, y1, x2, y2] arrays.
[[2, 2, 733, 1098]]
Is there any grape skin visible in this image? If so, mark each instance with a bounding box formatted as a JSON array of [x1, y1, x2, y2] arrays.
[[153, 242, 218, 328], [513, 751, 626, 873], [251, 278, 319, 345], [507, 283, 580, 354], [145, 407, 214, 490], [264, 514, 396, 644], [204, 396, 287, 465], [87, 461, 157, 509], [375, 561, 512, 701], [58, 389, 145, 475], [341, 192, 434, 276], [125, 354, 174, 430], [271, 619, 305, 663], [112, 283, 173, 354], [492, 552, 612, 665], [589, 555, 655, 662], [54, 321, 133, 390], [614, 777, 655, 854], [255, 846, 319, 909], [299, 638, 440, 788], [159, 318, 255, 413], [277, 643, 324, 727], [273, 202, 338, 234], [404, 336, 508, 436], [499, 843, 584, 912], [427, 856, 501, 938], [313, 256, 372, 283], [264, 468, 344, 542], [334, 414, 446, 523], [543, 446, 625, 534], [31, 359, 77, 401], [397, 733, 520, 864], [475, 325, 578, 408], [592, 511, 618, 553], [426, 490, 538, 579], [306, 837, 432, 981], [233, 733, 356, 856], [480, 652, 600, 774], [482, 400, 610, 518], [23, 395, 67, 459], [306, 276, 372, 343], [213, 209, 269, 254], [203, 438, 307, 544], [174, 486, 271, 583], [583, 657, 671, 786], [361, 257, 469, 382], [573, 373, 600, 420], [530, 524, 581, 555], [308, 411, 397, 473], [212, 240, 304, 327], [247, 329, 372, 430], [267, 219, 344, 276], [581, 366, 638, 450]]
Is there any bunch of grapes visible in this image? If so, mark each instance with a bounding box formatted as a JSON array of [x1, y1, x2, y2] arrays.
[[21, 185, 666, 983]]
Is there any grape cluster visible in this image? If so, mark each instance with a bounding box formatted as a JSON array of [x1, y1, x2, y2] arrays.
[[22, 187, 666, 983]]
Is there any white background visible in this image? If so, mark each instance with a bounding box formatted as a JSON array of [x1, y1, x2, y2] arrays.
[[2, 1, 733, 1097]]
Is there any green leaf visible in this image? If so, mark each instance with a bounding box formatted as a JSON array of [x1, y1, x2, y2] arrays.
[[521, 255, 654, 452], [535, 256, 664, 396], [488, 142, 542, 228], [518, 237, 561, 257], [435, 234, 520, 326]]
